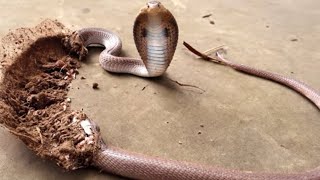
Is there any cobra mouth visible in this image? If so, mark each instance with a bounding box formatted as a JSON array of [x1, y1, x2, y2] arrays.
[[147, 1, 161, 8], [142, 0, 167, 15]]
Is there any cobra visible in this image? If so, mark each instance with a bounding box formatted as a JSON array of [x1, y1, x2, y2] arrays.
[[76, 0, 178, 77], [70, 1, 320, 179]]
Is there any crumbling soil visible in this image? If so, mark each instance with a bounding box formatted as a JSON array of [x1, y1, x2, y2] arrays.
[[0, 19, 102, 170]]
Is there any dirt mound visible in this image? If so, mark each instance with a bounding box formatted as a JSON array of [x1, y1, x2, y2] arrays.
[[0, 19, 102, 170]]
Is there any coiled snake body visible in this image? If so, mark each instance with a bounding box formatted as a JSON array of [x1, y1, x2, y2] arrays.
[[74, 1, 320, 179]]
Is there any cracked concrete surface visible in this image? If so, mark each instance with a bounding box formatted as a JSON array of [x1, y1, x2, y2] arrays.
[[0, 0, 319, 179]]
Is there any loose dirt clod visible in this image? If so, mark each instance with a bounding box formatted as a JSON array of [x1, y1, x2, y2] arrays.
[[202, 14, 212, 18], [92, 82, 99, 89], [0, 19, 102, 170]]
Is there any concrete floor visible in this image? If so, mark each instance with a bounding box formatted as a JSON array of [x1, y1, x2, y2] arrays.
[[1, 0, 320, 179]]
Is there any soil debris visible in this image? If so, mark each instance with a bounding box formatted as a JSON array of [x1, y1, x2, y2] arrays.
[[202, 14, 212, 18], [0, 19, 102, 170], [92, 82, 99, 89], [141, 84, 148, 91]]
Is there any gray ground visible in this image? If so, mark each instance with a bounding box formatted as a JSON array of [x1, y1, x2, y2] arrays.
[[0, 0, 320, 179]]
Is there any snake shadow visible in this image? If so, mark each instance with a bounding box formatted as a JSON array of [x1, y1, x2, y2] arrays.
[[79, 47, 204, 94]]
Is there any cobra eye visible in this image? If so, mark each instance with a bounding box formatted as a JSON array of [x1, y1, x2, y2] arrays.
[[164, 28, 169, 37], [142, 28, 147, 37]]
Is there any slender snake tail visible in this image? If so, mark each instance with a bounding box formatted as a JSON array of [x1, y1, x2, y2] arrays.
[[215, 53, 320, 109], [183, 41, 320, 109], [75, 1, 320, 179]]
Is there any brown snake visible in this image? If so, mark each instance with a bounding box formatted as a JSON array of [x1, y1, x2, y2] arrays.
[[74, 1, 320, 179]]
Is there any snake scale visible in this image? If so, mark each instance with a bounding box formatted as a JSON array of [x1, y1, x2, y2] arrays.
[[74, 1, 320, 179]]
